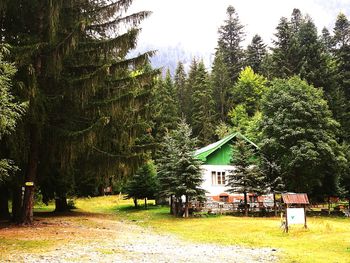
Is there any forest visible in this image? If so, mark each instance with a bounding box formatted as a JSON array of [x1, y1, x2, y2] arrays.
[[0, 1, 350, 225]]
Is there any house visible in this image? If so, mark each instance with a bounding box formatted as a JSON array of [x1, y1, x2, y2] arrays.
[[194, 132, 266, 204]]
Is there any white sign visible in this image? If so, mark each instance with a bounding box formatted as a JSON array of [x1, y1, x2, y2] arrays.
[[287, 208, 305, 225]]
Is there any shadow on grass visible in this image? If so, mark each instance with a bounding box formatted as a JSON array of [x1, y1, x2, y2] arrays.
[[116, 204, 163, 212]]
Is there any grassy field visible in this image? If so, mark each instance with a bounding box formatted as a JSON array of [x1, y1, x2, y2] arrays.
[[75, 196, 350, 263], [1, 195, 349, 263]]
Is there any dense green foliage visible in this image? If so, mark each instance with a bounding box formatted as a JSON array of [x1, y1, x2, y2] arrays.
[[0, 0, 157, 223], [260, 77, 346, 199], [152, 7, 350, 203], [124, 160, 158, 208], [226, 137, 265, 215], [245, 34, 267, 74], [1, 2, 350, 222], [0, 46, 25, 183], [217, 5, 245, 83], [157, 120, 205, 217]]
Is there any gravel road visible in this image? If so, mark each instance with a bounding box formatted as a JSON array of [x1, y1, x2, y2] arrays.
[[1, 219, 278, 263]]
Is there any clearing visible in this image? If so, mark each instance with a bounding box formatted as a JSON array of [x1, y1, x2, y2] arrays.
[[0, 196, 349, 263]]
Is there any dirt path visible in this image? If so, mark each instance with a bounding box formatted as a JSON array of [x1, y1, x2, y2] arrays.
[[1, 216, 278, 263]]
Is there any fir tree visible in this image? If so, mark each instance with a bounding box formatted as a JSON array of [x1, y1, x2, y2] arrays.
[[333, 13, 350, 140], [321, 27, 333, 52], [0, 45, 25, 220], [211, 50, 232, 122], [157, 120, 205, 217], [184, 58, 198, 125], [245, 34, 267, 74], [271, 17, 293, 78], [226, 137, 264, 216], [1, 0, 157, 223], [157, 130, 178, 215], [152, 69, 179, 140], [124, 160, 158, 208], [174, 62, 187, 118], [217, 5, 245, 83], [271, 9, 332, 91], [191, 61, 216, 146]]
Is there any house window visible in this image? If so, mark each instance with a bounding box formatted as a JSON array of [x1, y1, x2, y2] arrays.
[[211, 171, 226, 185]]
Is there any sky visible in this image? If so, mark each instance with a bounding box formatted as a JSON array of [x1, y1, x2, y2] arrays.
[[129, 0, 350, 54]]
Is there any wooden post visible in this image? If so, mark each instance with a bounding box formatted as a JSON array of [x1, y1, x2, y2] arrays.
[[304, 204, 307, 229], [285, 204, 289, 233]]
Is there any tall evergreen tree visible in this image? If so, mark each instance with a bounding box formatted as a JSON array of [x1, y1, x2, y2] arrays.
[[226, 137, 264, 216], [271, 9, 332, 91], [157, 120, 205, 218], [0, 45, 25, 220], [191, 61, 216, 146], [152, 69, 179, 140], [184, 58, 198, 125], [1, 0, 157, 223], [211, 50, 232, 122], [245, 34, 267, 74], [124, 160, 158, 208], [321, 27, 333, 52], [217, 5, 245, 83], [174, 62, 187, 118], [333, 13, 350, 140], [271, 17, 295, 78]]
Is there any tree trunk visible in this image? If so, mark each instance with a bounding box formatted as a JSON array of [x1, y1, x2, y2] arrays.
[[144, 198, 147, 209], [328, 196, 331, 215], [0, 185, 10, 220], [20, 126, 39, 224], [133, 197, 138, 208], [244, 192, 248, 217], [170, 195, 174, 215], [273, 192, 277, 217], [184, 195, 189, 218], [55, 195, 68, 212], [12, 186, 22, 223]]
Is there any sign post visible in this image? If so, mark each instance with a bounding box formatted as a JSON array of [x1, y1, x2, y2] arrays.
[[282, 193, 309, 233]]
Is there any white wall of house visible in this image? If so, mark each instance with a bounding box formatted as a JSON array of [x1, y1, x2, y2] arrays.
[[201, 164, 234, 196]]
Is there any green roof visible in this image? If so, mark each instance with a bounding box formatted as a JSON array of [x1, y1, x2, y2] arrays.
[[194, 132, 258, 164]]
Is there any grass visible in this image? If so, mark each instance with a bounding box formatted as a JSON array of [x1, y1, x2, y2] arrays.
[[1, 195, 350, 262], [76, 195, 350, 263], [0, 237, 53, 252]]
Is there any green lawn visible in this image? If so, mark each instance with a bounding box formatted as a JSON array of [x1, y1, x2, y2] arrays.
[[74, 196, 350, 263]]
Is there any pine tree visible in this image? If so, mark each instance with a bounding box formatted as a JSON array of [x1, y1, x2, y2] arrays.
[[174, 62, 187, 118], [226, 137, 264, 216], [124, 160, 158, 208], [271, 10, 333, 92], [333, 13, 350, 140], [245, 34, 267, 74], [217, 5, 245, 83], [321, 27, 333, 52], [191, 61, 216, 146], [0, 45, 25, 220], [184, 58, 198, 125], [152, 69, 179, 140], [157, 130, 178, 215], [211, 50, 232, 122], [157, 120, 205, 217], [1, 0, 157, 223]]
